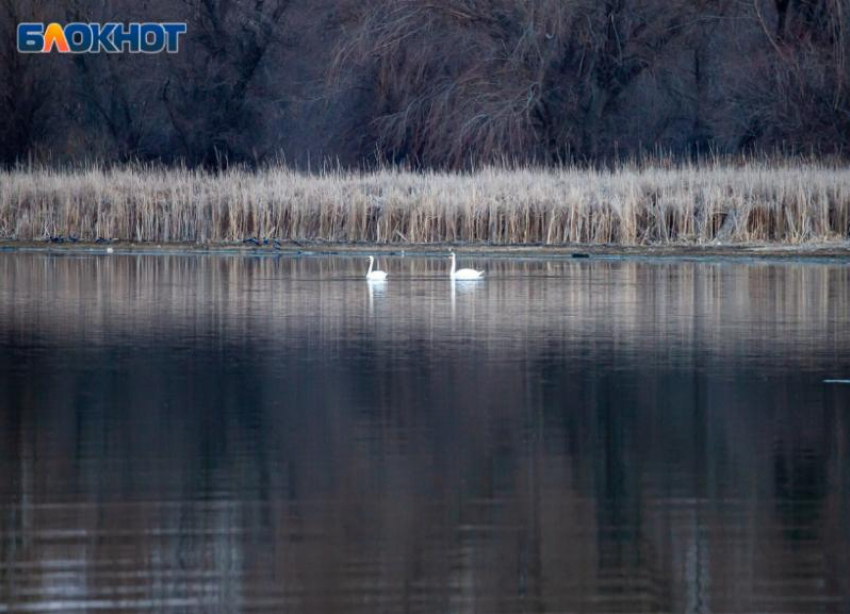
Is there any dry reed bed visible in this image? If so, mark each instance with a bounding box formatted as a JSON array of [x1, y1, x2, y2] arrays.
[[1, 163, 849, 245]]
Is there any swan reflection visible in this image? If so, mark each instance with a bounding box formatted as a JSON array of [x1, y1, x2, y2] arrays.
[[450, 276, 480, 321], [367, 278, 386, 314]]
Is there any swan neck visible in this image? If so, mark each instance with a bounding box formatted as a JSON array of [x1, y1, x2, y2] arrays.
[[450, 254, 456, 276], [368, 257, 373, 275]]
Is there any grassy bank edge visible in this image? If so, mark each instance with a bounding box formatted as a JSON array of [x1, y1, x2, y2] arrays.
[[3, 239, 849, 260]]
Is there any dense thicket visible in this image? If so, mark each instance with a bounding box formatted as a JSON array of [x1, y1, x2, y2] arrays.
[[5, 163, 850, 245], [1, 0, 849, 168]]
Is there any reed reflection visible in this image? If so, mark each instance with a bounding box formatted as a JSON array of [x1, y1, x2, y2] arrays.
[[0, 252, 848, 613]]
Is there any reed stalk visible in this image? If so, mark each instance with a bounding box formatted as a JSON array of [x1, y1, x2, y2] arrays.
[[1, 161, 849, 245]]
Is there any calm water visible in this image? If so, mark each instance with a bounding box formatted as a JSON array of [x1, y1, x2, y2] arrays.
[[1, 251, 849, 613]]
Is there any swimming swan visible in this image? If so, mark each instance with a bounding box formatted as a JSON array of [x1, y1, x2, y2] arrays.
[[449, 252, 484, 280], [366, 256, 388, 281]]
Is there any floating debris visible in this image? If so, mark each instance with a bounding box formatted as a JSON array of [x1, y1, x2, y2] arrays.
[[571, 252, 590, 259], [824, 379, 850, 385]]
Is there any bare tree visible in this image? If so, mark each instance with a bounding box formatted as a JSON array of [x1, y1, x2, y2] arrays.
[[61, 0, 166, 161], [0, 0, 50, 165], [162, 0, 293, 167], [332, 0, 728, 167], [1, 0, 849, 167], [737, 0, 850, 154]]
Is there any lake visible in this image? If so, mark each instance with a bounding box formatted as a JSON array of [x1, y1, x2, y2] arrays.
[[1, 251, 849, 613]]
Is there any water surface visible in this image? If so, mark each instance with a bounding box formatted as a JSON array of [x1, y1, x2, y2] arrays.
[[1, 252, 849, 613]]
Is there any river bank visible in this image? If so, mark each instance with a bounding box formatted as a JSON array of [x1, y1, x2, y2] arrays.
[[2, 238, 849, 261]]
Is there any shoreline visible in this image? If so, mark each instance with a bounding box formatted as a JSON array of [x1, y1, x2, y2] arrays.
[[3, 239, 850, 261]]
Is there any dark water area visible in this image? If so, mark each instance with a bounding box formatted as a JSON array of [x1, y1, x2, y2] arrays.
[[1, 251, 849, 613]]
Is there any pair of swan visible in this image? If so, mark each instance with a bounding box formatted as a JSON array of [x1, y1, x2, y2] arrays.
[[366, 252, 484, 281]]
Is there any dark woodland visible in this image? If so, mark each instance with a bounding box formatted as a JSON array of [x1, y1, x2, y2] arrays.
[[1, 0, 849, 168]]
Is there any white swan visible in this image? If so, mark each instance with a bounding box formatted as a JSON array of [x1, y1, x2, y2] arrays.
[[366, 256, 388, 281], [449, 252, 484, 280]]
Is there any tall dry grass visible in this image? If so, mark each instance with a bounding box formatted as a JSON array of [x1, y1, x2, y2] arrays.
[[1, 161, 849, 245]]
